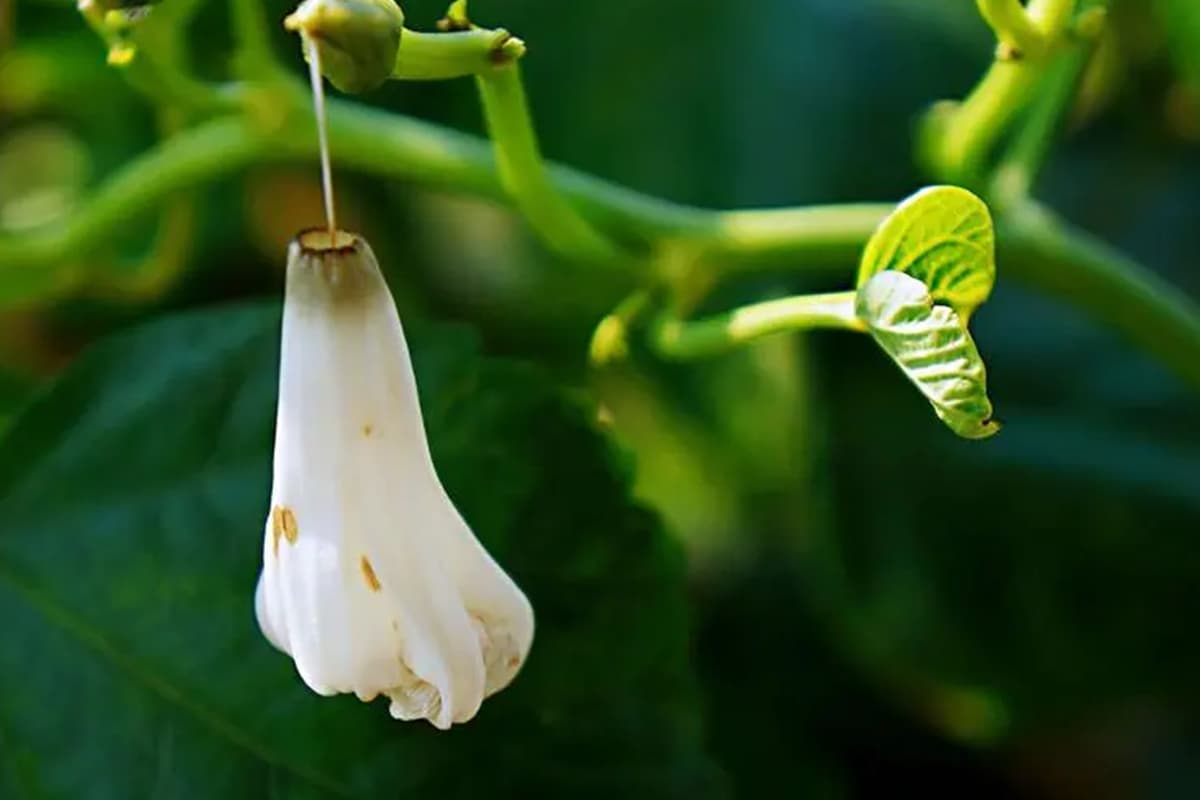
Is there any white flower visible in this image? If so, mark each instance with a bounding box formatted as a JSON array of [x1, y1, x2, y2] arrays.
[[255, 229, 534, 730]]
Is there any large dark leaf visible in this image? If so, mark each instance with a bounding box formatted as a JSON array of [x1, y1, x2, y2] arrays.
[[0, 303, 722, 799]]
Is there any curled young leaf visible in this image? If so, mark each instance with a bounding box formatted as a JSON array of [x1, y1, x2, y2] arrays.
[[857, 185, 995, 321], [857, 270, 1000, 440]]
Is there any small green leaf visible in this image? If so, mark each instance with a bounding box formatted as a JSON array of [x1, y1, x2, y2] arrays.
[[857, 185, 995, 320], [857, 270, 1000, 440]]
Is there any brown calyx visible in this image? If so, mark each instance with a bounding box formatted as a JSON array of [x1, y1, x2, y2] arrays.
[[295, 227, 359, 254]]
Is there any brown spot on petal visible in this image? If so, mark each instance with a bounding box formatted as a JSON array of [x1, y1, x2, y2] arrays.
[[362, 423, 374, 437], [507, 656, 521, 668], [282, 509, 298, 542], [271, 506, 299, 556], [360, 555, 382, 591]]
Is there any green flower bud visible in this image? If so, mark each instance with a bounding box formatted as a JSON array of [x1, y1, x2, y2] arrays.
[[285, 0, 405, 94]]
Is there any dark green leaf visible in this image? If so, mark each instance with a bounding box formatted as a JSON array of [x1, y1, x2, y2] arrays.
[[0, 303, 721, 799]]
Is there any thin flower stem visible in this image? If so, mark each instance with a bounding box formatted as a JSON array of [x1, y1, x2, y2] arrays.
[[653, 292, 865, 360], [305, 36, 338, 237]]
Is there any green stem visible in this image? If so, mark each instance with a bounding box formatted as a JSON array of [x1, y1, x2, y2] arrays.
[[999, 206, 1200, 388], [94, 195, 196, 299], [990, 45, 1090, 208], [928, 0, 1081, 185], [1027, 0, 1078, 37], [318, 95, 882, 263], [56, 119, 266, 257], [2, 84, 1197, 389], [589, 290, 653, 365], [229, 0, 276, 78], [77, 0, 234, 113], [393, 28, 524, 80], [474, 64, 624, 263], [931, 60, 1044, 185], [654, 291, 865, 360], [699, 205, 890, 265], [0, 119, 268, 303], [976, 0, 1045, 55]]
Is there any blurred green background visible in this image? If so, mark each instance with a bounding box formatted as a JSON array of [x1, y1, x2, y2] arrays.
[[1, 0, 1199, 798]]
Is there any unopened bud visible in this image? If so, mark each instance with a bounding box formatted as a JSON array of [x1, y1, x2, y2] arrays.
[[285, 0, 405, 94]]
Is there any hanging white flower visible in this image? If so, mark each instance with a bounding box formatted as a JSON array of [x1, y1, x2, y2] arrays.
[[255, 229, 534, 730]]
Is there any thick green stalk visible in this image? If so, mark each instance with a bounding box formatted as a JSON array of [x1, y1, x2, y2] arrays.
[[1000, 208, 1200, 387], [977, 0, 1046, 56], [990, 46, 1090, 207], [934, 61, 1041, 184], [0, 81, 1196, 388], [1027, 0, 1079, 36], [393, 28, 524, 80], [474, 64, 623, 263], [229, 0, 276, 77], [928, 0, 1083, 184]]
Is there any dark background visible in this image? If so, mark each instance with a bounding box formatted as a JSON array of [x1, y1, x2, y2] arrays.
[[1, 1, 1199, 797]]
